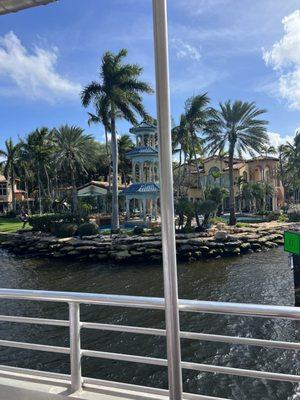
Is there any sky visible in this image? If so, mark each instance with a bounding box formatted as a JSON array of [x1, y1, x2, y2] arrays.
[[0, 0, 299, 148]]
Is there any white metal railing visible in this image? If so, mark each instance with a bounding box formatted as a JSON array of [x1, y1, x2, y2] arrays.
[[0, 289, 299, 399]]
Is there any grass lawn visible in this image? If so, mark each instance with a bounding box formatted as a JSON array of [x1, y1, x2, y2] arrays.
[[0, 217, 25, 233]]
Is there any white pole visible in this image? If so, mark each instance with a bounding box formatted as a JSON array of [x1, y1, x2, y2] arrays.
[[152, 1, 182, 399]]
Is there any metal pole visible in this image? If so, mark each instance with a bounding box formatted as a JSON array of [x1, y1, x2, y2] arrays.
[[152, 1, 182, 399], [69, 302, 82, 392]]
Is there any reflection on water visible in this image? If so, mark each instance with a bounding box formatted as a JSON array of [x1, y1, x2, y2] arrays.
[[0, 247, 299, 399]]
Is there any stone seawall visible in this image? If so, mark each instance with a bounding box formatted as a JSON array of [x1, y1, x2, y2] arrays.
[[0, 222, 298, 264]]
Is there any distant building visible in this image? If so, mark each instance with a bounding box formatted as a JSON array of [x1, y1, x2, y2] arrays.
[[181, 155, 284, 211], [121, 121, 160, 220], [0, 175, 29, 213]]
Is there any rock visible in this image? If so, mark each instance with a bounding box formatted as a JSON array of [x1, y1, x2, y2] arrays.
[[208, 248, 223, 257], [96, 254, 108, 261], [251, 243, 262, 251], [67, 250, 81, 256], [145, 248, 161, 255], [214, 231, 228, 242], [130, 250, 143, 257], [240, 243, 251, 251], [112, 250, 130, 262]]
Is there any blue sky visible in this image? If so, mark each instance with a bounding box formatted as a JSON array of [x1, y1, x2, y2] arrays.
[[0, 0, 299, 148]]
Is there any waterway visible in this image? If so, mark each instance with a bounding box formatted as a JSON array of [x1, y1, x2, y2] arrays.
[[0, 247, 299, 399]]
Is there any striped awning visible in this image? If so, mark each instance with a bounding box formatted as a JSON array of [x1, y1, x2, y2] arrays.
[[0, 0, 56, 15]]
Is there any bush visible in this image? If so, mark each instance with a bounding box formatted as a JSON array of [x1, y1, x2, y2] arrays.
[[133, 226, 144, 235], [77, 222, 99, 237], [3, 210, 17, 218], [266, 211, 281, 221], [29, 213, 76, 232], [55, 223, 78, 238], [288, 211, 300, 222], [278, 214, 288, 222]]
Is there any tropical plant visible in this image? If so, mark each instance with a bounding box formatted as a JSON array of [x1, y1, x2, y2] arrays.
[[196, 199, 218, 229], [174, 197, 195, 231], [204, 100, 269, 225], [81, 48, 153, 232], [172, 93, 212, 197], [205, 186, 229, 215], [52, 125, 95, 214], [21, 128, 53, 214], [118, 134, 134, 186], [0, 139, 20, 212]]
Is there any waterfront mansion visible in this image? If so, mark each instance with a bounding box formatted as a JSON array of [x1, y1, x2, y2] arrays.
[[0, 175, 29, 214], [180, 155, 285, 211]]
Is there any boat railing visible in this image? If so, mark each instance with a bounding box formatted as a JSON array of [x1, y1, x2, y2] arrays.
[[0, 288, 300, 400]]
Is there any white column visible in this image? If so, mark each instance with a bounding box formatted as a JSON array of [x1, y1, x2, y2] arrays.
[[132, 162, 136, 183], [140, 162, 144, 183], [142, 198, 147, 221], [152, 2, 182, 399], [126, 198, 130, 219]]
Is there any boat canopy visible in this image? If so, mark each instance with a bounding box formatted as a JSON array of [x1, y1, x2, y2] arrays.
[[0, 0, 56, 15]]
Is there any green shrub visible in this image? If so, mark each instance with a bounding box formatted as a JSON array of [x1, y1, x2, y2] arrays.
[[133, 226, 144, 235], [288, 211, 300, 222], [29, 213, 76, 232], [3, 210, 17, 218], [211, 216, 227, 225], [55, 223, 78, 238], [278, 214, 288, 222], [266, 211, 281, 221], [77, 222, 99, 237], [236, 222, 250, 227]]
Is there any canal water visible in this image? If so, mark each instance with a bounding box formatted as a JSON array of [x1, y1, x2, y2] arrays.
[[0, 247, 299, 399]]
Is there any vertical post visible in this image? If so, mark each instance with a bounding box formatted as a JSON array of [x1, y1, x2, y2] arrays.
[[152, 1, 182, 399], [69, 302, 81, 392]]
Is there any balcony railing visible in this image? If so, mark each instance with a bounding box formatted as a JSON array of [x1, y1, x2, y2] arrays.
[[0, 288, 299, 400]]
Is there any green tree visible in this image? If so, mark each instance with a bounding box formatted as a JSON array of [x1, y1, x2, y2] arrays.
[[21, 128, 53, 214], [196, 199, 218, 229], [204, 100, 269, 225], [52, 125, 95, 214], [81, 49, 153, 232], [0, 139, 20, 212], [118, 135, 134, 187], [172, 93, 211, 197]]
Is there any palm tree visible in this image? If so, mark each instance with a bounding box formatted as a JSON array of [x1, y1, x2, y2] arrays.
[[52, 125, 95, 214], [81, 49, 153, 232], [204, 100, 269, 225], [0, 139, 20, 213], [261, 145, 277, 158], [21, 128, 52, 214], [172, 93, 211, 197], [118, 135, 134, 187]]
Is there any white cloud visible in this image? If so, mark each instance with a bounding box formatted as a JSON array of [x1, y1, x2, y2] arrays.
[[263, 10, 300, 109], [171, 38, 201, 61], [268, 130, 297, 148], [0, 31, 81, 102]]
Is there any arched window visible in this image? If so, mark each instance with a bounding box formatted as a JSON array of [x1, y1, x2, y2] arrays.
[[208, 167, 220, 186]]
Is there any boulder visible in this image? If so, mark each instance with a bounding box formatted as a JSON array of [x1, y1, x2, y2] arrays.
[[214, 231, 228, 242]]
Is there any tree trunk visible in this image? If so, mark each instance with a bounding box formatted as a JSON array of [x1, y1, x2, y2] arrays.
[[37, 168, 43, 215], [11, 173, 16, 213], [25, 177, 31, 214], [110, 108, 120, 232], [70, 169, 78, 214], [228, 145, 236, 225], [177, 148, 182, 198]]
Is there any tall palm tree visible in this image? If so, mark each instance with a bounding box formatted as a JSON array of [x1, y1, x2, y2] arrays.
[[0, 139, 20, 213], [21, 128, 53, 214], [172, 94, 211, 196], [204, 100, 269, 225], [81, 49, 153, 232], [118, 135, 134, 187], [52, 125, 95, 214]]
